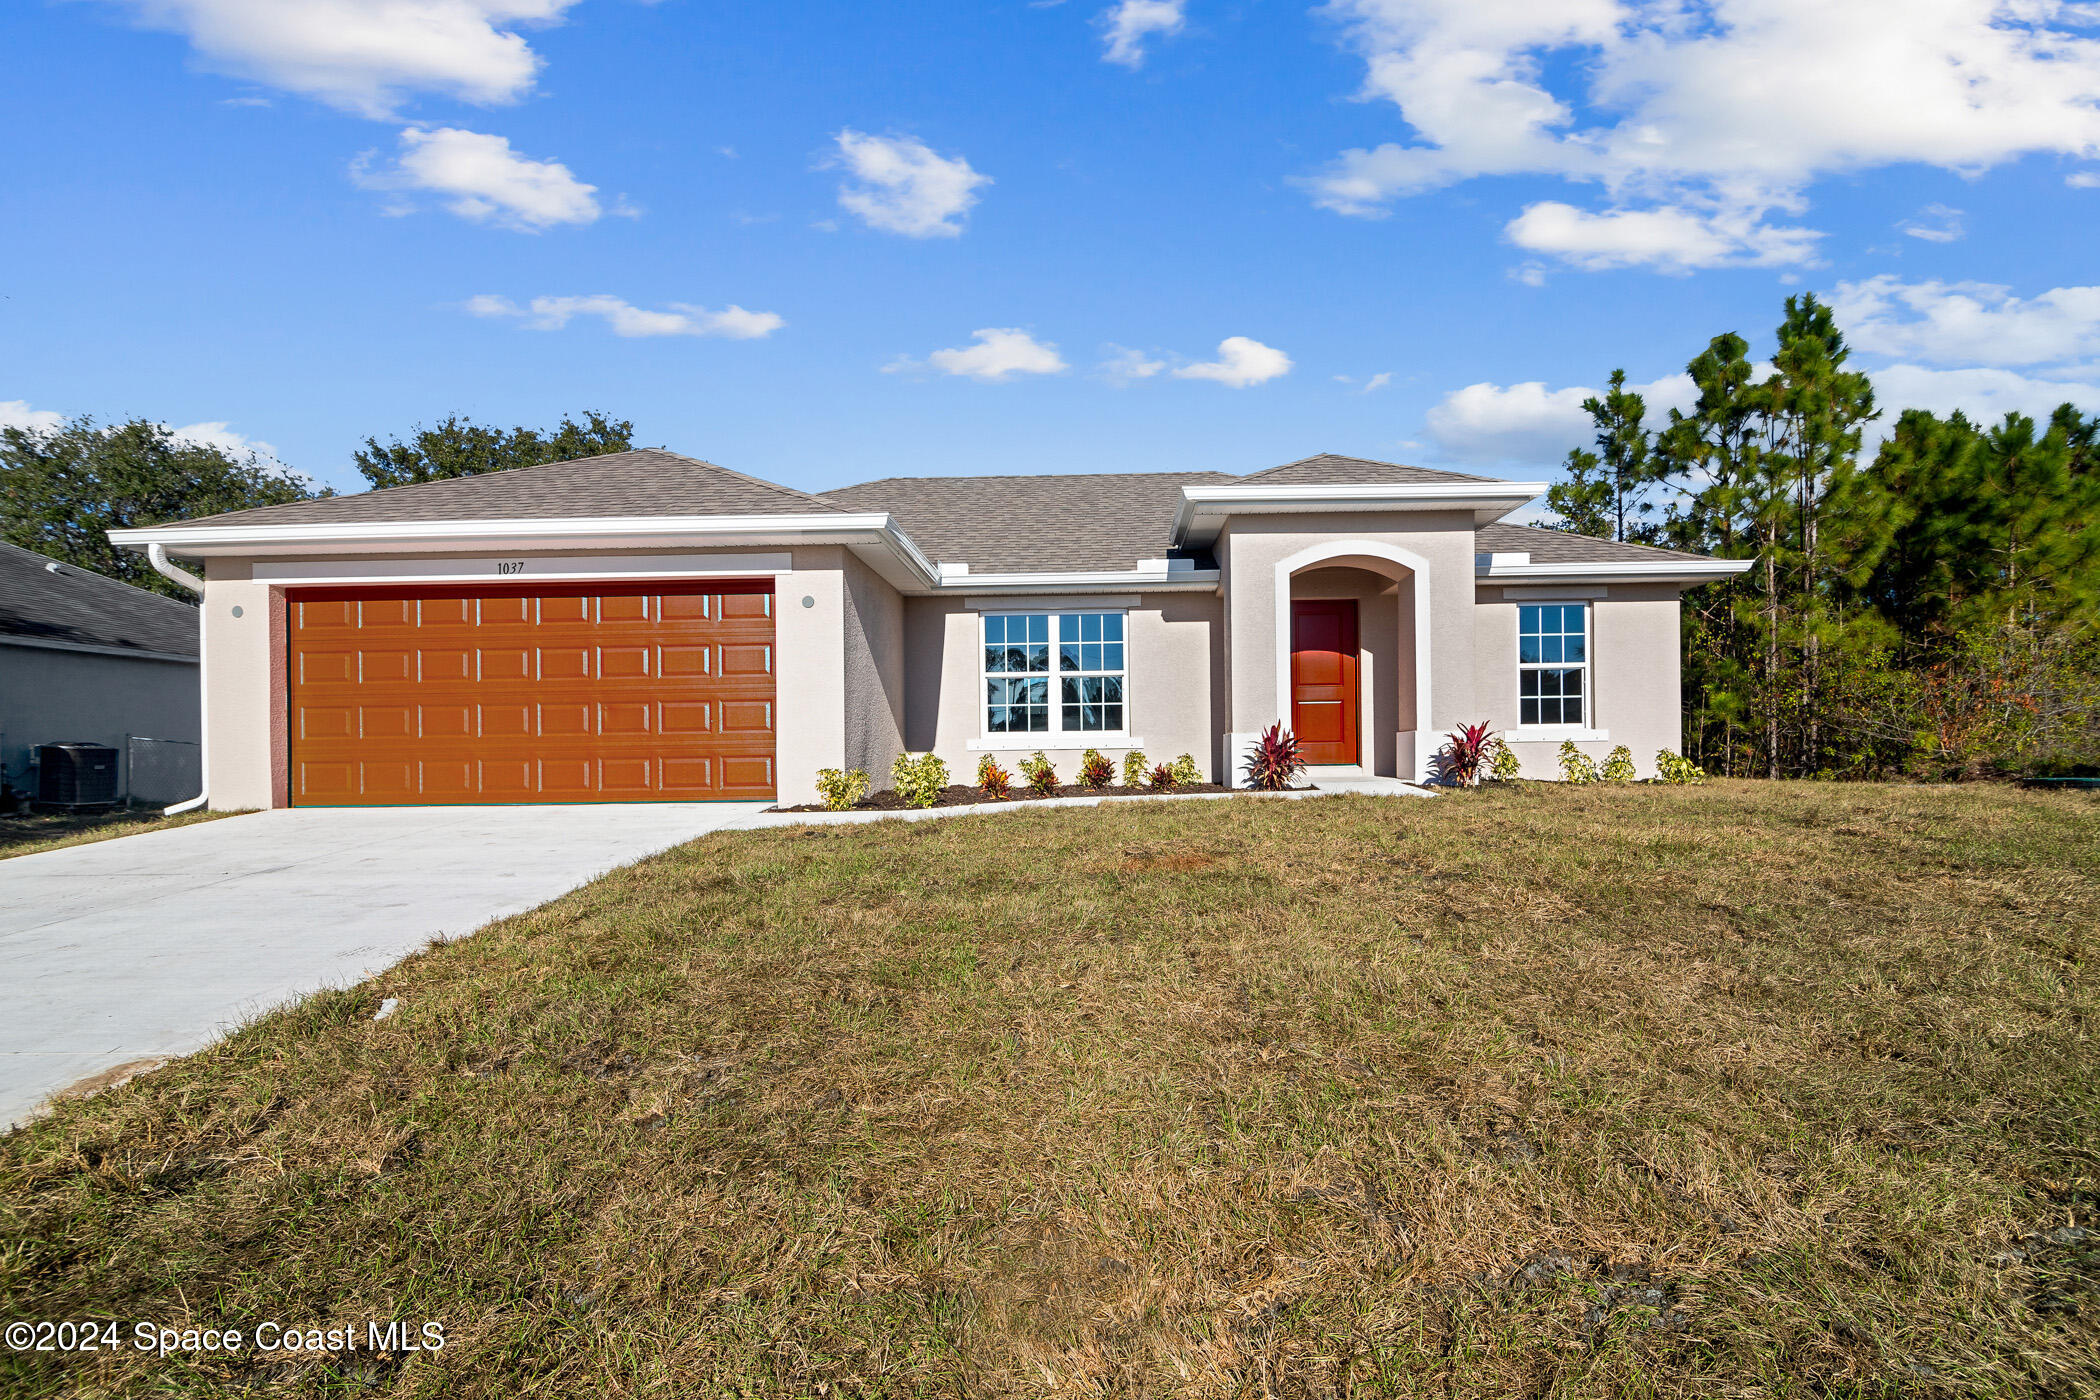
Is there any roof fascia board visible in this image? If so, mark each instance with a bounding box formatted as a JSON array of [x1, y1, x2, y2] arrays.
[[1477, 559, 1754, 585], [932, 568, 1221, 594], [0, 634, 198, 664], [1173, 482, 1548, 541], [110, 513, 941, 590]]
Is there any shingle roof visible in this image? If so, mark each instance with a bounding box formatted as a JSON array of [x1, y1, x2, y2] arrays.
[[0, 542, 200, 657], [1475, 522, 1721, 565], [1244, 453, 1504, 486], [173, 449, 850, 528], [822, 472, 1233, 573]]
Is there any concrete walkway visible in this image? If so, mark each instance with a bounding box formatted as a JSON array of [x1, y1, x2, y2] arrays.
[[0, 802, 766, 1129]]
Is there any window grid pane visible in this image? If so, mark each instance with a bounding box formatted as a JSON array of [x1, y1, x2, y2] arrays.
[[1517, 604, 1588, 727], [988, 612, 1128, 737]]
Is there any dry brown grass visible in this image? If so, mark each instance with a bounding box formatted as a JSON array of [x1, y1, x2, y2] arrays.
[[0, 806, 233, 861], [2, 781, 2095, 1398]]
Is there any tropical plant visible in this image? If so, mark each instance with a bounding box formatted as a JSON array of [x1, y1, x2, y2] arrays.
[[891, 752, 950, 808], [1486, 736, 1522, 782], [1440, 721, 1495, 787], [1147, 762, 1178, 790], [1019, 750, 1060, 796], [1655, 749, 1707, 784], [976, 754, 1013, 800], [1242, 723, 1304, 792], [814, 767, 869, 811], [1121, 750, 1149, 788], [1169, 753, 1203, 786], [1600, 745, 1637, 782], [1557, 740, 1599, 785], [1078, 748, 1116, 790]]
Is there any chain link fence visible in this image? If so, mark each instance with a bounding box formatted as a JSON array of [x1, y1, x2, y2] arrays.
[[126, 736, 201, 806]]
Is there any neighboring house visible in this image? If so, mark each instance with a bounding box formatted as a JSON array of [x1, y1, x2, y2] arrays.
[[107, 451, 1748, 809], [0, 541, 202, 804]]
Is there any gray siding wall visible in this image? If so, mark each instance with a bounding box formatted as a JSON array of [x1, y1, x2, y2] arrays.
[[0, 643, 201, 802]]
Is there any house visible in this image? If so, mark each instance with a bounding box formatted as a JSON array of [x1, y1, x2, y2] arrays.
[[0, 541, 203, 805], [106, 451, 1749, 808]]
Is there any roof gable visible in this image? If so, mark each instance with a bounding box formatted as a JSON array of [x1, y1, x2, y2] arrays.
[[1242, 453, 1503, 487], [174, 450, 850, 530], [0, 542, 199, 656]]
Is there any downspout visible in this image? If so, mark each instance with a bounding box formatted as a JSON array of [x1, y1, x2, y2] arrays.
[[146, 544, 210, 814]]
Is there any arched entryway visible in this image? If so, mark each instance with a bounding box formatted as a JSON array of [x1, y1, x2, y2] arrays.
[[1271, 541, 1432, 779]]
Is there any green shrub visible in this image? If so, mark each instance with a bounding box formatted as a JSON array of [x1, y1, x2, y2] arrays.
[[1557, 740, 1598, 785], [1655, 749, 1707, 784], [1018, 750, 1060, 796], [1169, 753, 1203, 785], [1121, 749, 1149, 787], [1486, 736, 1522, 782], [890, 752, 950, 808], [814, 767, 869, 811], [1600, 745, 1637, 783], [1078, 748, 1116, 789]]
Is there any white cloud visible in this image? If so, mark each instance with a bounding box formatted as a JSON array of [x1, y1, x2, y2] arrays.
[[169, 420, 284, 463], [1867, 363, 2100, 426], [0, 400, 64, 434], [1100, 0, 1186, 68], [1099, 345, 1168, 384], [1897, 203, 1966, 243], [2070, 170, 2100, 187], [1334, 371, 1393, 393], [1505, 200, 1820, 273], [1172, 336, 1292, 387], [353, 126, 600, 230], [901, 328, 1068, 382], [829, 130, 990, 238], [1308, 0, 2100, 272], [96, 0, 580, 119], [467, 294, 784, 339], [1424, 373, 1696, 466], [1831, 276, 2100, 366]]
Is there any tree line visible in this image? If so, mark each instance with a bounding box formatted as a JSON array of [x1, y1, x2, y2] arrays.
[[0, 412, 633, 599], [1548, 294, 2098, 779]]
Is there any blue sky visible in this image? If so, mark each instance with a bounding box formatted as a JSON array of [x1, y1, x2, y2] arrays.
[[5, 1, 2100, 498]]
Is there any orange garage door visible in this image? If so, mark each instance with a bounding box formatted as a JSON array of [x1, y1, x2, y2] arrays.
[[288, 580, 775, 805]]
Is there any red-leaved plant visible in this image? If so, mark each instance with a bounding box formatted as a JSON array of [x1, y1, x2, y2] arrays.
[[1019, 750, 1060, 796], [1241, 722, 1304, 791], [1147, 762, 1179, 790], [1078, 749, 1116, 790], [1440, 721, 1495, 787], [976, 757, 1012, 801]]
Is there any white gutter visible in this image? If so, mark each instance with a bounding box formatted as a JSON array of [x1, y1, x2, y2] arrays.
[[112, 512, 941, 593], [934, 566, 1220, 593], [1476, 558, 1755, 585], [145, 544, 209, 815]]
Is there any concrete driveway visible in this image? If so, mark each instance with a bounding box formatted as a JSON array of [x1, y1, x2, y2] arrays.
[[0, 802, 768, 1129]]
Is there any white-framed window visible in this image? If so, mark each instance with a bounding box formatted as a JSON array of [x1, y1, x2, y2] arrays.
[[1518, 603, 1587, 726], [982, 611, 1127, 739]]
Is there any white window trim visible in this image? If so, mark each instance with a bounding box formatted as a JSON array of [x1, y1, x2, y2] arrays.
[[976, 608, 1137, 748], [1517, 600, 1592, 731]]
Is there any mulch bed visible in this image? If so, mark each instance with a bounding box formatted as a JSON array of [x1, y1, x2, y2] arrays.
[[771, 781, 1270, 813]]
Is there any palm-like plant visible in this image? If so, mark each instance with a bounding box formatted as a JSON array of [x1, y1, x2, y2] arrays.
[[1241, 723, 1304, 791], [1441, 721, 1495, 787]]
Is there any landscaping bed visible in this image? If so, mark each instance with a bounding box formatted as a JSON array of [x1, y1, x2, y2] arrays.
[[771, 780, 1246, 812], [3, 781, 2094, 1398]]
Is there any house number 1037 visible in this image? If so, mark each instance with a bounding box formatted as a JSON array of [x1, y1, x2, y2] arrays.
[[495, 561, 527, 575]]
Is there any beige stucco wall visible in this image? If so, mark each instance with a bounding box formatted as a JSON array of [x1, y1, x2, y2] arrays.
[[1471, 581, 1685, 779], [1217, 511, 1478, 778], [902, 591, 1226, 782], [194, 547, 856, 809], [837, 549, 907, 786]]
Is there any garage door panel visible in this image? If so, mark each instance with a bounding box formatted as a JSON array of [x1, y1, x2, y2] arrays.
[[291, 580, 775, 804]]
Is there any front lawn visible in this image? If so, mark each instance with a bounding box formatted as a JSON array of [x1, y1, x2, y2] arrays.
[[2, 783, 2094, 1397]]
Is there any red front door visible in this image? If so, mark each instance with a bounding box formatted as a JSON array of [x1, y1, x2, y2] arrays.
[[1291, 599, 1359, 765]]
